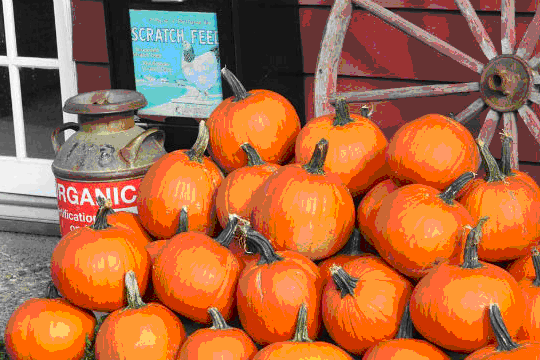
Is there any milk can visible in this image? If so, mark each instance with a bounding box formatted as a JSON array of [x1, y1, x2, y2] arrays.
[[51, 89, 166, 236]]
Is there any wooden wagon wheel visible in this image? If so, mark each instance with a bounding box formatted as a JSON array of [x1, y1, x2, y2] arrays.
[[314, 0, 540, 170]]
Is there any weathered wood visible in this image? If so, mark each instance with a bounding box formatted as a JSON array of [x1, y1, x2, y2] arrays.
[[530, 89, 540, 105], [478, 109, 500, 147], [532, 71, 540, 85], [313, 0, 352, 117], [515, 8, 540, 60], [529, 54, 540, 69], [518, 104, 540, 149], [503, 111, 519, 170], [501, 0, 516, 55], [454, 97, 487, 124], [455, 0, 498, 60], [351, 0, 485, 74], [329, 82, 480, 103]]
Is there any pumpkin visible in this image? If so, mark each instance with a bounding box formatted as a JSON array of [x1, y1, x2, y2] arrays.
[[362, 303, 450, 359], [4, 297, 96, 360], [386, 113, 480, 190], [294, 99, 388, 199], [459, 139, 540, 262], [177, 307, 258, 360], [215, 142, 280, 229], [50, 198, 150, 312], [250, 138, 355, 260], [465, 304, 540, 359], [517, 247, 540, 341], [369, 172, 475, 280], [137, 120, 223, 239], [94, 270, 187, 360], [236, 225, 322, 345], [252, 304, 354, 360], [500, 132, 540, 192], [508, 251, 537, 282], [409, 218, 526, 353], [321, 260, 413, 355], [151, 211, 242, 324], [100, 197, 153, 246], [206, 67, 301, 173]]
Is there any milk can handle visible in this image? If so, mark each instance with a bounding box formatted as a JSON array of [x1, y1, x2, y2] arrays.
[[51, 122, 81, 155], [119, 128, 165, 167]]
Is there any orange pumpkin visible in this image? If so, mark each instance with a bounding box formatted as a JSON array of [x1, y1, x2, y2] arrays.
[[517, 247, 540, 341], [508, 251, 537, 282], [103, 198, 153, 247], [206, 67, 301, 173], [137, 120, 223, 239], [500, 132, 540, 192]]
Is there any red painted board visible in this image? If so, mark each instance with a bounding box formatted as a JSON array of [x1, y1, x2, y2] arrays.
[[304, 76, 540, 162], [299, 0, 539, 13], [301, 8, 540, 82], [72, 0, 109, 63], [76, 63, 111, 93]]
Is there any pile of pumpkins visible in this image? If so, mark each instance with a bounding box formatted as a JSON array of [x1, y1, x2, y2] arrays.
[[4, 67, 540, 360]]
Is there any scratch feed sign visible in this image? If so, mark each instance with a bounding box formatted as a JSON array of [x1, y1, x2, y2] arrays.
[[129, 9, 223, 118]]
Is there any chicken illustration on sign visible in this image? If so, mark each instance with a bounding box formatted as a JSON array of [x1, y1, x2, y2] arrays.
[[181, 40, 220, 98]]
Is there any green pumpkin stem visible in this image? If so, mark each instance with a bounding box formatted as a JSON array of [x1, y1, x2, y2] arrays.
[[221, 66, 250, 101], [330, 265, 358, 298], [214, 214, 239, 248], [461, 217, 489, 269], [490, 303, 520, 351], [477, 138, 506, 183], [438, 172, 475, 205], [176, 206, 189, 235], [291, 303, 313, 343], [302, 138, 329, 175], [243, 226, 284, 265], [396, 303, 414, 339], [124, 270, 146, 310], [333, 99, 355, 126], [90, 197, 112, 230], [340, 228, 363, 256], [208, 307, 232, 330], [241, 143, 266, 166], [532, 248, 540, 287], [500, 132, 514, 176], [185, 121, 209, 163]]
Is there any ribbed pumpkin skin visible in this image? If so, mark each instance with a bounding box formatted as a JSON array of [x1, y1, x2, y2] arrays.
[[4, 298, 96, 360], [508, 254, 536, 282], [317, 253, 369, 286], [362, 339, 451, 360], [177, 327, 258, 360], [107, 211, 153, 246], [206, 89, 301, 173], [517, 277, 540, 341], [250, 164, 355, 260], [464, 342, 540, 359], [387, 114, 480, 190], [252, 341, 354, 360], [294, 112, 388, 198], [137, 150, 224, 239]]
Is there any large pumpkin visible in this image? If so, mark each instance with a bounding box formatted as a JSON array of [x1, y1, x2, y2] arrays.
[[206, 67, 301, 173], [386, 113, 480, 190], [516, 247, 540, 341]]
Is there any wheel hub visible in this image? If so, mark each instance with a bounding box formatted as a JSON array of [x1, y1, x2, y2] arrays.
[[480, 55, 533, 112]]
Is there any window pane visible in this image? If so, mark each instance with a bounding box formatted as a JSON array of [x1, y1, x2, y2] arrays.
[[13, 0, 57, 58], [0, 1, 6, 56], [0, 66, 14, 156], [20, 67, 63, 159]]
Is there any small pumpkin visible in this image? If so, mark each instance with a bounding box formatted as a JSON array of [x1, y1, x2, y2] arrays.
[[94, 270, 187, 360], [508, 250, 537, 282], [206, 67, 301, 173], [99, 197, 153, 246], [517, 247, 540, 341], [177, 307, 258, 360]]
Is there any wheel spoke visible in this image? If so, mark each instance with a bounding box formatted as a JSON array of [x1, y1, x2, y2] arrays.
[[501, 0, 516, 54], [351, 0, 484, 74], [515, 7, 540, 60], [455, 0, 497, 60], [503, 112, 519, 169], [532, 71, 540, 85], [517, 104, 540, 148], [478, 109, 501, 147], [329, 82, 480, 103], [529, 54, 540, 69], [454, 97, 487, 124], [530, 89, 540, 105]]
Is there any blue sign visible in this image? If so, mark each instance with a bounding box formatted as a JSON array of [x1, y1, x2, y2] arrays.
[[129, 9, 223, 118]]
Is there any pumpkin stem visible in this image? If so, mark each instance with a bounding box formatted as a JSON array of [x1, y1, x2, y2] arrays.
[[532, 247, 540, 287], [340, 228, 363, 256], [330, 265, 358, 298], [46, 280, 61, 299], [490, 303, 520, 352], [333, 98, 355, 126], [500, 131, 514, 176], [90, 196, 113, 230], [461, 217, 489, 269], [123, 270, 146, 310], [241, 143, 266, 166], [221, 66, 250, 101], [214, 214, 239, 248], [291, 303, 313, 343], [477, 138, 506, 183], [438, 172, 475, 205], [176, 206, 189, 235], [208, 307, 232, 330], [185, 121, 210, 163], [396, 303, 414, 339], [302, 138, 329, 175], [242, 225, 284, 265]]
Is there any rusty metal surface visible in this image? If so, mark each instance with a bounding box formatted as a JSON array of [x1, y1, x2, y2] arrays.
[[63, 89, 148, 115]]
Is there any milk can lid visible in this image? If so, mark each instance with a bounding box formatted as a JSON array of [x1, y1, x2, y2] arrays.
[[63, 89, 148, 115]]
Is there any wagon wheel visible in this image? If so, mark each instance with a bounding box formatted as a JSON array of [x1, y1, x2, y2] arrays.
[[314, 0, 540, 170]]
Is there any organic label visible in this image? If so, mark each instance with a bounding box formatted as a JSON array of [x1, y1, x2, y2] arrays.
[[55, 178, 142, 236]]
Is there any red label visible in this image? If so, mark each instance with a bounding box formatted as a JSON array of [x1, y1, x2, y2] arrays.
[[55, 177, 142, 236]]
